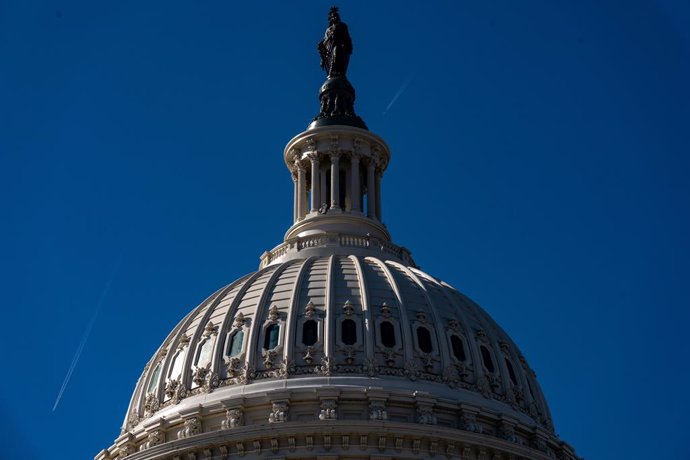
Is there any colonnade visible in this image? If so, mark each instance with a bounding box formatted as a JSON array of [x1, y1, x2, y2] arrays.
[[292, 152, 381, 223]]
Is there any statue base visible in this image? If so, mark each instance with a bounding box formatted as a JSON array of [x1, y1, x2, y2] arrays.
[[309, 76, 367, 130]]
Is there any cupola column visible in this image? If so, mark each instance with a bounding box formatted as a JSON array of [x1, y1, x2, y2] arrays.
[[366, 159, 377, 219], [375, 169, 382, 221], [292, 175, 298, 222], [308, 152, 320, 213], [330, 153, 341, 210], [350, 153, 361, 212], [295, 160, 307, 220]]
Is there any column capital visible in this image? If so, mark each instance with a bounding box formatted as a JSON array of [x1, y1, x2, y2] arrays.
[[353, 136, 364, 154], [329, 151, 342, 162], [288, 148, 301, 162], [293, 159, 307, 172], [330, 134, 339, 150], [306, 151, 320, 162]]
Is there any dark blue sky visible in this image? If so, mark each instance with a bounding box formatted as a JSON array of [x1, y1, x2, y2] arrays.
[[1, 1, 689, 458]]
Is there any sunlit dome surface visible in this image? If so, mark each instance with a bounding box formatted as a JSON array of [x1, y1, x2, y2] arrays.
[[125, 254, 553, 433]]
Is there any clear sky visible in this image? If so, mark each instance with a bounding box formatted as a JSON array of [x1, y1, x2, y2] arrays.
[[1, 1, 689, 459]]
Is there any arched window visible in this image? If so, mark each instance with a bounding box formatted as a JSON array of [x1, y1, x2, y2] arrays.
[[227, 330, 244, 357], [264, 324, 280, 350], [450, 335, 466, 361], [505, 358, 518, 385], [380, 321, 396, 348], [302, 320, 318, 346], [416, 327, 433, 353], [147, 363, 162, 393], [341, 319, 357, 345], [480, 345, 495, 373]]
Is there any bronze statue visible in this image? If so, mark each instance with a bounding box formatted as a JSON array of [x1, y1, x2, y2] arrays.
[[310, 6, 366, 130], [318, 7, 353, 78]]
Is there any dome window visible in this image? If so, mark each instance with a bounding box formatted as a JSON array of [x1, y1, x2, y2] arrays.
[[416, 326, 433, 353], [227, 330, 244, 357], [169, 350, 186, 380], [195, 339, 213, 368], [505, 358, 518, 385], [341, 319, 357, 345], [480, 345, 495, 373], [146, 362, 162, 393], [380, 321, 396, 348], [302, 320, 318, 346], [450, 335, 466, 361], [264, 323, 280, 350]]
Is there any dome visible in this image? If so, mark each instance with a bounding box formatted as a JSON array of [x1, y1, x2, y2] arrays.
[[97, 7, 578, 460], [103, 254, 576, 460]]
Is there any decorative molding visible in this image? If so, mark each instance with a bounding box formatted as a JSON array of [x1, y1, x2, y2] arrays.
[[177, 417, 201, 439], [268, 401, 288, 423], [164, 378, 187, 404], [221, 408, 243, 429], [318, 399, 338, 420], [369, 400, 388, 421], [202, 321, 218, 338], [143, 393, 159, 418], [343, 299, 354, 316]]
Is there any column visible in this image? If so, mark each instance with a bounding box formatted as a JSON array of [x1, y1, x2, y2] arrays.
[[330, 153, 341, 210], [375, 171, 382, 221], [308, 153, 320, 213], [320, 169, 327, 210], [366, 160, 376, 219], [350, 153, 360, 212], [296, 160, 306, 220], [292, 175, 298, 223]]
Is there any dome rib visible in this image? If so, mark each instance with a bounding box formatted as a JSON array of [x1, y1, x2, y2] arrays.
[[349, 255, 374, 358], [366, 256, 414, 364], [207, 269, 265, 389], [323, 255, 336, 359], [206, 275, 256, 378], [243, 262, 294, 375], [156, 288, 224, 396], [181, 280, 245, 390], [283, 257, 314, 366], [392, 261, 452, 370]]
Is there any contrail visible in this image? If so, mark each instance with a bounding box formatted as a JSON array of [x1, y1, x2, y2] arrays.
[[383, 73, 415, 115], [52, 260, 120, 411]]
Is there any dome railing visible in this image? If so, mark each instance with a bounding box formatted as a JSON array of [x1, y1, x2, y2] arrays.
[[260, 231, 415, 269]]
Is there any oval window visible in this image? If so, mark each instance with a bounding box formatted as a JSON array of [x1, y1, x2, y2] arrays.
[[341, 319, 357, 345], [505, 358, 518, 385], [264, 324, 280, 350], [227, 330, 244, 357], [380, 321, 396, 348], [169, 350, 186, 380], [302, 320, 318, 346], [480, 345, 495, 373], [195, 339, 213, 367], [450, 335, 466, 361], [416, 327, 433, 353], [147, 363, 162, 393]]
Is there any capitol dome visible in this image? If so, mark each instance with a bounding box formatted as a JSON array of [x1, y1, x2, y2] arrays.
[[97, 7, 578, 460]]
